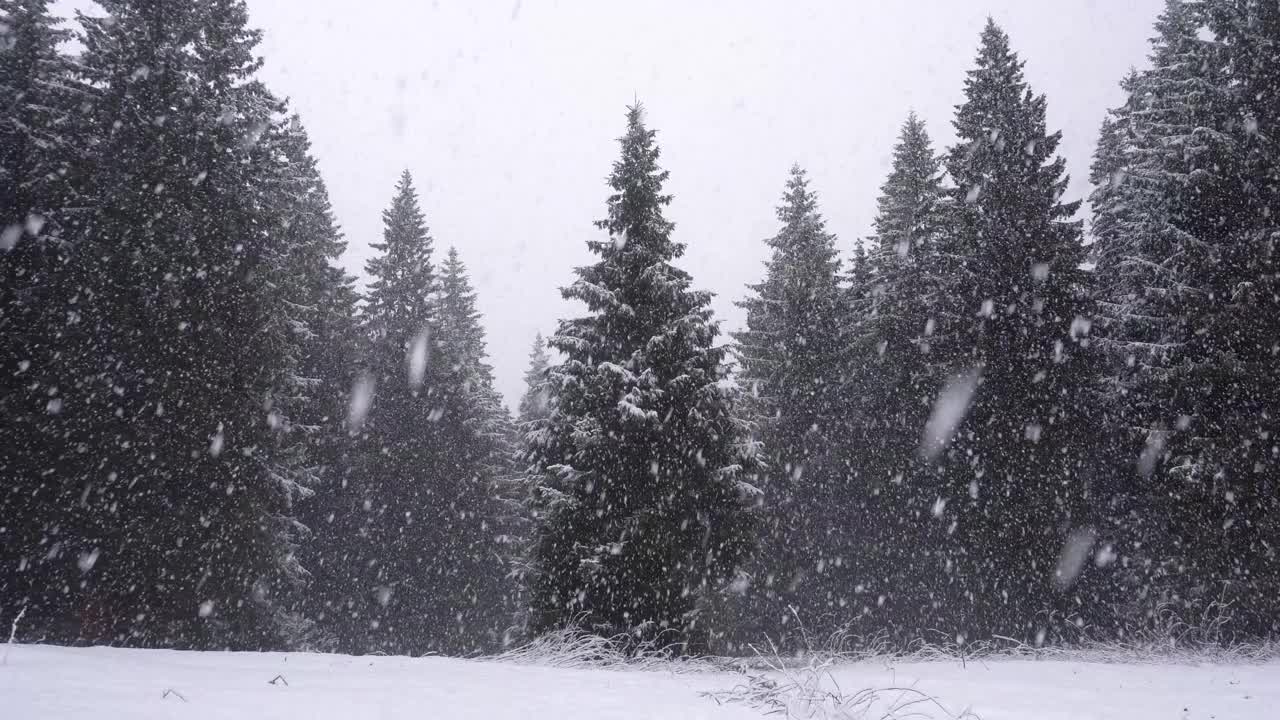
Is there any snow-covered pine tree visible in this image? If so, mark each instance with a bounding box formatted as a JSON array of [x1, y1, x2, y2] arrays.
[[10, 0, 317, 648], [1093, 0, 1280, 633], [0, 0, 77, 245], [1088, 0, 1242, 631], [507, 333, 553, 641], [0, 0, 85, 637], [1087, 70, 1140, 231], [331, 170, 450, 654], [1197, 0, 1280, 632], [926, 20, 1101, 640], [434, 246, 518, 651], [261, 115, 363, 649], [527, 105, 757, 649], [850, 113, 950, 635], [732, 165, 850, 646], [517, 334, 553, 426]]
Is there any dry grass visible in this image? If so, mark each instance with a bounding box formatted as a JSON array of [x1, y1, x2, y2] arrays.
[[705, 640, 980, 720], [729, 602, 1279, 670], [488, 608, 1277, 720], [485, 626, 719, 673]]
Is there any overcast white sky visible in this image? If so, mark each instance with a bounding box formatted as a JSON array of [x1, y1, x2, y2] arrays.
[[56, 0, 1164, 407]]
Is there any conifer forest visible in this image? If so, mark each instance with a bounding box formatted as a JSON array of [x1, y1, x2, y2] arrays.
[[2, 0, 1280, 660]]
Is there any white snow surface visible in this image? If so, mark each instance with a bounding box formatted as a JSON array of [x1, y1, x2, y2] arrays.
[[818, 658, 1277, 719], [3, 644, 754, 720], [3, 643, 1278, 719]]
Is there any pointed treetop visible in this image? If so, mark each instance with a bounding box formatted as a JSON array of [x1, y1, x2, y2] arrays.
[[593, 103, 678, 261], [766, 164, 839, 273], [777, 164, 820, 226], [975, 17, 1017, 70], [440, 246, 480, 322], [954, 18, 1030, 136], [438, 246, 495, 381], [870, 112, 942, 258], [949, 19, 1073, 216], [518, 332, 553, 424], [363, 170, 436, 342], [529, 332, 547, 357]]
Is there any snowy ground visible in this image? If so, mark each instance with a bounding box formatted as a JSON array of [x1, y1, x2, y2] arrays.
[[3, 643, 1277, 719]]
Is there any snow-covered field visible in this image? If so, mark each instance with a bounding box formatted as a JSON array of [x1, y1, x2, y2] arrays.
[[3, 643, 1277, 719]]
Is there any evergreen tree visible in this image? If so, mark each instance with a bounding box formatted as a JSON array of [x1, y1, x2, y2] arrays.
[[924, 20, 1101, 639], [850, 113, 949, 635], [0, 0, 317, 647], [509, 332, 552, 637], [263, 115, 363, 649], [0, 0, 84, 637], [517, 334, 553, 426], [0, 0, 76, 245], [337, 174, 515, 654], [329, 170, 445, 654], [732, 165, 850, 645], [1197, 0, 1280, 632], [527, 105, 757, 648], [1092, 0, 1280, 633], [435, 246, 518, 650]]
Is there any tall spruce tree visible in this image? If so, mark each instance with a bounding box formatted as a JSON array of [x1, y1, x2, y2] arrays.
[[435, 246, 518, 650], [732, 165, 850, 645], [526, 105, 757, 648], [1092, 0, 1280, 634], [1200, 0, 1280, 632], [508, 332, 552, 640], [517, 334, 553, 426], [851, 113, 950, 635], [1085, 17, 1216, 626], [924, 20, 1101, 639], [331, 170, 447, 654], [0, 0, 83, 636], [264, 115, 363, 648], [0, 0, 318, 648]]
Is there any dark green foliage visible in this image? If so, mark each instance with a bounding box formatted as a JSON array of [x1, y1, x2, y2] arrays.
[[0, 0, 83, 641], [847, 113, 951, 637], [915, 20, 1101, 639], [518, 334, 553, 427], [312, 175, 512, 655], [0, 0, 323, 648], [732, 166, 851, 646], [526, 106, 757, 648], [267, 116, 363, 650], [319, 171, 446, 654], [436, 247, 520, 648], [1091, 0, 1280, 635]]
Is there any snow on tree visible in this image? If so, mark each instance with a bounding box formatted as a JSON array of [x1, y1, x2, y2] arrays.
[[0, 0, 85, 640], [0, 0, 322, 648], [920, 19, 1102, 640], [731, 165, 851, 646], [846, 112, 952, 636], [435, 246, 520, 649], [1091, 0, 1280, 634], [321, 174, 514, 654], [0, 0, 76, 248], [517, 333, 553, 427], [325, 170, 449, 654], [262, 115, 363, 649], [526, 105, 758, 649]]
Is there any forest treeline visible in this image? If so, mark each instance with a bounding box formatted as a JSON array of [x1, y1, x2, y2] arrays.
[[1, 0, 1277, 655]]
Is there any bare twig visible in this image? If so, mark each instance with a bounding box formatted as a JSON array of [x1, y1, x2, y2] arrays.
[[2, 605, 28, 666], [161, 689, 188, 702]]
